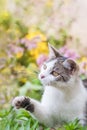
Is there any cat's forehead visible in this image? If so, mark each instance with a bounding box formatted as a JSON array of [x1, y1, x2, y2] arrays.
[[45, 56, 67, 67], [44, 59, 57, 69]]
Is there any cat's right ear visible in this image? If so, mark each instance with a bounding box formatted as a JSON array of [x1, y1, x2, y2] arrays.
[[63, 59, 79, 75], [48, 43, 61, 58]]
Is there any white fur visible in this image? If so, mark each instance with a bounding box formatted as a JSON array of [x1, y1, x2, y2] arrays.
[[41, 80, 87, 126], [12, 59, 87, 127], [38, 59, 57, 86], [12, 96, 25, 108]]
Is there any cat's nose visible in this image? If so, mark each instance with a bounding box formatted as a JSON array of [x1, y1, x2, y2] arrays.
[[40, 75, 45, 79]]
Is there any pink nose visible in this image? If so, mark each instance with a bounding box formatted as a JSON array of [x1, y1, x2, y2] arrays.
[[40, 75, 45, 79]]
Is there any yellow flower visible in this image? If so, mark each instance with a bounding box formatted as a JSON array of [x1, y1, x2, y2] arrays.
[[78, 56, 87, 71], [37, 42, 48, 53], [29, 49, 39, 59], [19, 77, 27, 83], [13, 65, 25, 73], [46, 0, 53, 7], [1, 67, 10, 74], [26, 30, 47, 41], [0, 11, 10, 21], [25, 30, 48, 60], [29, 42, 48, 59], [81, 57, 87, 62], [16, 52, 23, 59], [1, 11, 9, 18]]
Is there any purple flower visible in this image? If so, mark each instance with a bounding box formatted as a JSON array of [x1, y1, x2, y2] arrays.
[[20, 38, 37, 50], [36, 54, 48, 67], [59, 46, 80, 60], [7, 44, 24, 58]]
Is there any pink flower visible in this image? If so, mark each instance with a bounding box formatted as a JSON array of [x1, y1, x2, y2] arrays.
[[7, 44, 24, 58], [20, 38, 37, 50], [36, 54, 48, 67], [79, 62, 87, 75], [59, 46, 80, 60]]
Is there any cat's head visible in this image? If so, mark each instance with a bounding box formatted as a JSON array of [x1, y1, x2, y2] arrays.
[[39, 44, 79, 88]]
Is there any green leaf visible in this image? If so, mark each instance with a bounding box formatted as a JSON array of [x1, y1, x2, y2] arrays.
[[31, 121, 39, 130], [25, 120, 31, 130]]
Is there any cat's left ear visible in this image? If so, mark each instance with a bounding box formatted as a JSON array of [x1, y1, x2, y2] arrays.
[[48, 43, 61, 58], [63, 59, 79, 74]]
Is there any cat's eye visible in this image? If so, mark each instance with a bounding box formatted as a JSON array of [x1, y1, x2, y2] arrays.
[[43, 64, 47, 70], [51, 71, 59, 77]]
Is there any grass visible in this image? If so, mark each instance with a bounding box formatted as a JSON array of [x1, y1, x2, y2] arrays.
[[0, 107, 87, 130]]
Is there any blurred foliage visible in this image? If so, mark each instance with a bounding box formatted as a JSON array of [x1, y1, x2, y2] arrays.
[[0, 0, 87, 129], [0, 9, 69, 110], [0, 107, 87, 130], [49, 28, 68, 48], [0, 1, 87, 109]]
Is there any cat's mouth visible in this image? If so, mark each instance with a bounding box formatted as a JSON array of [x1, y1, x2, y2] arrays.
[[39, 74, 45, 79]]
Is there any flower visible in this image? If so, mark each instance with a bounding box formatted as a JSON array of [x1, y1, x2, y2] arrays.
[[36, 54, 48, 67], [79, 57, 87, 75], [8, 44, 24, 59], [59, 46, 79, 60], [46, 0, 53, 7], [24, 30, 48, 60], [0, 11, 10, 18], [26, 30, 47, 42], [29, 41, 48, 59], [20, 38, 37, 50], [19, 77, 27, 84], [16, 52, 23, 59]]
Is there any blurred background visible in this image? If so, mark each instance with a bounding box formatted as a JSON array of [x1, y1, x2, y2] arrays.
[[0, 0, 87, 110]]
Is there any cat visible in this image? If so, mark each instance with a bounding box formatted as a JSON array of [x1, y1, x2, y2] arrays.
[[12, 44, 87, 127]]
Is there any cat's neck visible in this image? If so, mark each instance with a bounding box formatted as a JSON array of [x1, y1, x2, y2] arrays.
[[45, 77, 85, 101], [60, 78, 84, 98]]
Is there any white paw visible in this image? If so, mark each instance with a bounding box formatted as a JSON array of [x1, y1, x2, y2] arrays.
[[12, 96, 25, 109], [12, 96, 34, 112]]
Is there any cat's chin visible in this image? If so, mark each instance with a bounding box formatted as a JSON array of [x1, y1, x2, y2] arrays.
[[40, 79, 65, 88], [40, 79, 51, 86]]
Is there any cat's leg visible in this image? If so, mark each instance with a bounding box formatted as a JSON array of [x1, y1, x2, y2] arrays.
[[12, 96, 52, 126], [12, 96, 34, 112]]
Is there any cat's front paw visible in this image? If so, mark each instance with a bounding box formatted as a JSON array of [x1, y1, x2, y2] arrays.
[[12, 96, 34, 112]]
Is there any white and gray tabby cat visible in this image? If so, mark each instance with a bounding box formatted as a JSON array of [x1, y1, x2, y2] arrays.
[[12, 44, 87, 127]]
